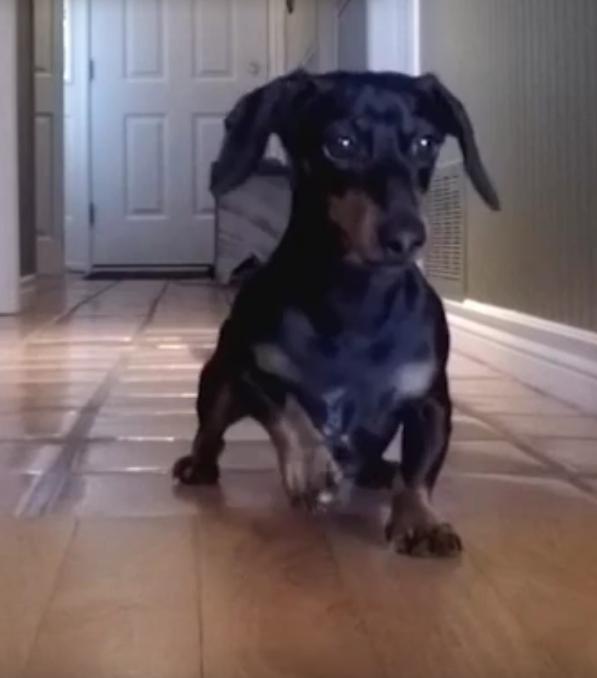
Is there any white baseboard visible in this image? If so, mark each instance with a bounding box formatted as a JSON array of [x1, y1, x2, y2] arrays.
[[446, 299, 597, 415]]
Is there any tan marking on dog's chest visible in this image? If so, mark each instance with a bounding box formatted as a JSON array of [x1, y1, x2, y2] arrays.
[[253, 343, 302, 383], [394, 360, 436, 399]]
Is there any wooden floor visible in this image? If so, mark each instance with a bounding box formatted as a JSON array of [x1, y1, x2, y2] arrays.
[[1, 277, 597, 677]]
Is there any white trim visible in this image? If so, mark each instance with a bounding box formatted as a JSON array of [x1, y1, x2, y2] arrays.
[[0, 0, 20, 315], [412, 0, 421, 74], [456, 298, 597, 348], [64, 0, 92, 273], [366, 0, 419, 75], [367, 0, 400, 71], [447, 299, 597, 415]]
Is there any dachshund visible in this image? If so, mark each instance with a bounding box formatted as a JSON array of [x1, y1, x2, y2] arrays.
[[173, 70, 499, 557]]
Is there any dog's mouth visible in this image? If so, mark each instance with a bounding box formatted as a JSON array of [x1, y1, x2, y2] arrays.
[[343, 248, 423, 270]]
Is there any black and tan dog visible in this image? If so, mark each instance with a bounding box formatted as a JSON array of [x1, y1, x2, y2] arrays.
[[173, 70, 499, 557]]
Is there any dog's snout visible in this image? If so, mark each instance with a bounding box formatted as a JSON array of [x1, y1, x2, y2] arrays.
[[384, 231, 424, 257], [381, 216, 426, 260]]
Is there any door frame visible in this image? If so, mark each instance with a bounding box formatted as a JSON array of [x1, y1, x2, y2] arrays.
[[34, 0, 65, 274], [0, 0, 21, 313], [63, 0, 92, 271], [64, 0, 288, 273]]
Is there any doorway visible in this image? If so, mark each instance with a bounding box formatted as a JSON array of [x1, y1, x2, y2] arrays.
[[63, 0, 271, 272]]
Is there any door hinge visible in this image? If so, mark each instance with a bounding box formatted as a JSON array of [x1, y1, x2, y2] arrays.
[[89, 202, 96, 226], [88, 58, 95, 82]]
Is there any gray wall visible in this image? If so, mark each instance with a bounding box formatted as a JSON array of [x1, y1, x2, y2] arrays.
[[421, 0, 597, 331], [17, 0, 36, 276], [337, 0, 368, 71]]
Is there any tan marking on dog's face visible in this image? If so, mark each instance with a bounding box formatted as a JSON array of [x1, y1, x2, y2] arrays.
[[328, 190, 382, 263]]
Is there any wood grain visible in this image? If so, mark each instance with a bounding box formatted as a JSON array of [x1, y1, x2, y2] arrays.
[[22, 517, 201, 678], [197, 503, 385, 678], [0, 517, 74, 677], [451, 473, 597, 676], [324, 483, 563, 678]]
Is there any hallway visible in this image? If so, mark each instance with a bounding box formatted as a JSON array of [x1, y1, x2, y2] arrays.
[[1, 278, 597, 676]]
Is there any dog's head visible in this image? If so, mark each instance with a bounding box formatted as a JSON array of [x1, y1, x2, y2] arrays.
[[212, 70, 499, 267]]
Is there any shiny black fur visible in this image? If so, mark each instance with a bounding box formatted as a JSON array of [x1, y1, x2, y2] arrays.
[[173, 71, 498, 552]]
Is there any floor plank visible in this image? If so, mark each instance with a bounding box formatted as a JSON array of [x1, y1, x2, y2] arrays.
[[451, 473, 597, 676], [0, 517, 75, 677], [324, 490, 561, 678], [198, 502, 386, 678], [23, 517, 201, 678]]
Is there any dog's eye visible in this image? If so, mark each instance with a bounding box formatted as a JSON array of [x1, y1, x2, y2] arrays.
[[411, 136, 437, 161], [323, 134, 359, 162]]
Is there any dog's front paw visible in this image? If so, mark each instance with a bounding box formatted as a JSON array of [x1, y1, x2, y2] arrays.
[[172, 456, 220, 485], [282, 450, 340, 512], [385, 520, 462, 558], [282, 457, 319, 510], [385, 488, 463, 558]]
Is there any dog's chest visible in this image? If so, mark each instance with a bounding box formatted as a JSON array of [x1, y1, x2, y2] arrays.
[[253, 305, 437, 440]]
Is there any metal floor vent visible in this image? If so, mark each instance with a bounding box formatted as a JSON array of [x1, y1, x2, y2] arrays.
[[424, 161, 467, 299]]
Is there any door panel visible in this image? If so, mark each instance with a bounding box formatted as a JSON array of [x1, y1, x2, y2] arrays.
[[125, 115, 166, 216], [193, 0, 233, 77], [124, 0, 165, 79], [91, 0, 268, 267], [33, 0, 64, 273]]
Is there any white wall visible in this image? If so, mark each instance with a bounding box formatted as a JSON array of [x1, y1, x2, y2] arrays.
[[285, 0, 319, 69], [284, 0, 339, 73], [0, 0, 21, 314], [367, 0, 418, 74]]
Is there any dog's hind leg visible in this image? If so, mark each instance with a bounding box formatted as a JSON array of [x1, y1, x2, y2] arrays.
[[385, 376, 462, 557], [172, 356, 245, 485]]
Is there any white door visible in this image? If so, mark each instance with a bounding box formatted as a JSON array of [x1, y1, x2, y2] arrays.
[[34, 0, 65, 274], [64, 0, 92, 271], [90, 0, 269, 268]]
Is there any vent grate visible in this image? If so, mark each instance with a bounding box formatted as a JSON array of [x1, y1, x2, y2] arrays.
[[424, 162, 467, 297]]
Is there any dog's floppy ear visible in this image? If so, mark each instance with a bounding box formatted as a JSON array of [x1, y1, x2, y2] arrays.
[[417, 73, 500, 211], [210, 70, 310, 196]]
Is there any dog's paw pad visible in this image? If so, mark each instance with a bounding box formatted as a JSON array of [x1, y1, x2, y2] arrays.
[[386, 522, 463, 558], [172, 456, 219, 485]]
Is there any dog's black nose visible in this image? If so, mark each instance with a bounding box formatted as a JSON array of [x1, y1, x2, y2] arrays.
[[383, 231, 426, 258]]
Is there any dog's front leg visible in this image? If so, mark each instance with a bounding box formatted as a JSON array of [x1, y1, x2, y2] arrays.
[[385, 379, 462, 557], [266, 397, 340, 510]]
